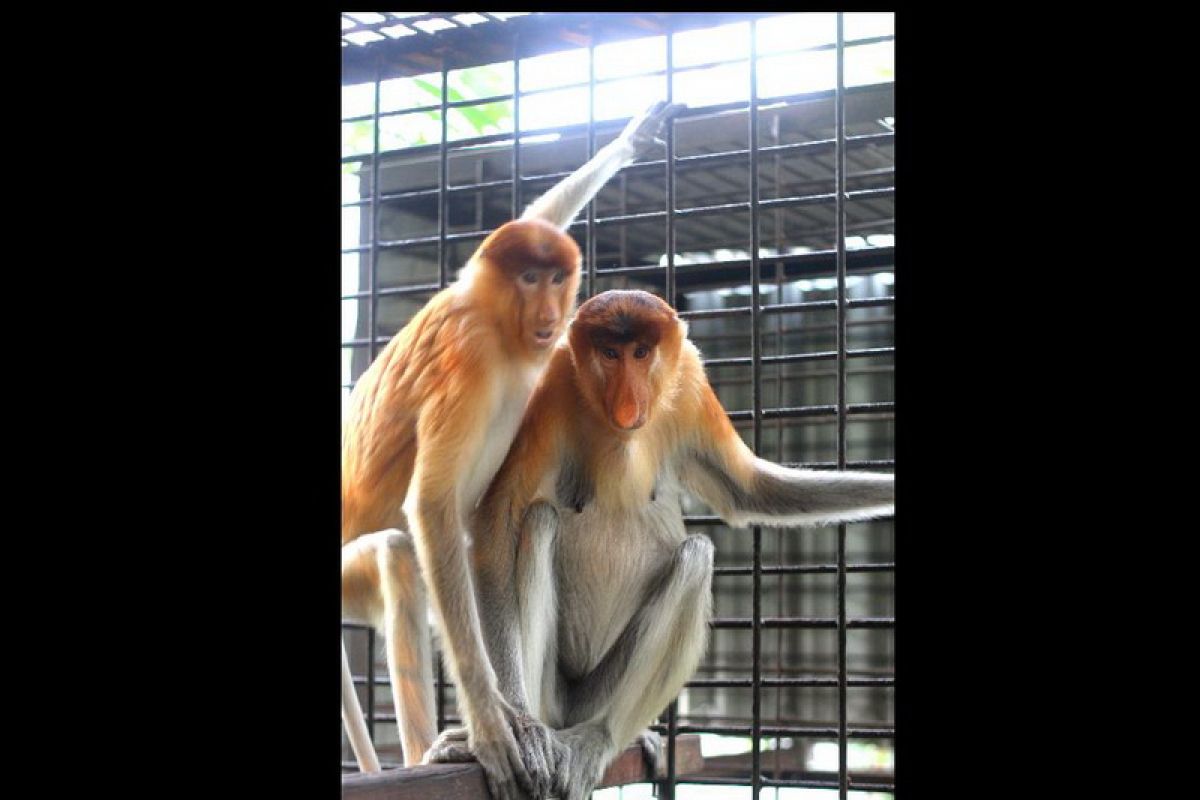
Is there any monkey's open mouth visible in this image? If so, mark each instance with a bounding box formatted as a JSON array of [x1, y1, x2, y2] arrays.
[[534, 330, 555, 344]]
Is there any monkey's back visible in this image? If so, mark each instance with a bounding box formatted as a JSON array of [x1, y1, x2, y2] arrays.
[[341, 287, 486, 544]]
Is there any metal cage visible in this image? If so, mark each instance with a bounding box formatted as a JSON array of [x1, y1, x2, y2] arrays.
[[341, 12, 895, 798]]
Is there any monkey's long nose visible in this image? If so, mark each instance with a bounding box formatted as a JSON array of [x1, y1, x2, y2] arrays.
[[614, 396, 643, 430], [537, 303, 559, 327]]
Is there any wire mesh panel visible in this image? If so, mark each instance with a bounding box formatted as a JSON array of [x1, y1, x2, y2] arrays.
[[341, 12, 895, 798]]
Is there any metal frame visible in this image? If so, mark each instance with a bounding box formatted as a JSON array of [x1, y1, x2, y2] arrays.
[[341, 13, 894, 798]]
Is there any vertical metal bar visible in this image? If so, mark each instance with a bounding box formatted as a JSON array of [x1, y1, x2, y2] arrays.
[[368, 60, 382, 361], [665, 28, 677, 309], [665, 701, 678, 800], [436, 655, 446, 732], [512, 34, 522, 219], [364, 58, 383, 747], [438, 65, 449, 290], [618, 173, 628, 268], [586, 34, 597, 299], [366, 629, 376, 742], [834, 13, 849, 800], [664, 27, 678, 800], [748, 18, 763, 800], [434, 62, 450, 735], [474, 161, 484, 231], [772, 111, 786, 791]]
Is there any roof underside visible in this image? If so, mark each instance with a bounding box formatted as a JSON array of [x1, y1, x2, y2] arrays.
[[342, 12, 777, 84]]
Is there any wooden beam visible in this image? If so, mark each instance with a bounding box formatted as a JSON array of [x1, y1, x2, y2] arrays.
[[342, 734, 704, 799]]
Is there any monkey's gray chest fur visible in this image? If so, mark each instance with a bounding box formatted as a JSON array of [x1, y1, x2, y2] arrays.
[[553, 474, 688, 679]]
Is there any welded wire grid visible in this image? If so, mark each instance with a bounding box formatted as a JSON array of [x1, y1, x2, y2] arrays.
[[341, 12, 894, 799]]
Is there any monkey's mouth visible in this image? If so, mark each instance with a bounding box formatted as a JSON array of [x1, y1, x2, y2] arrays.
[[533, 329, 556, 346]]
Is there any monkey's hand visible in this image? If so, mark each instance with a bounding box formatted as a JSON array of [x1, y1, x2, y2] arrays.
[[436, 700, 564, 800], [507, 704, 570, 800], [618, 100, 686, 158]]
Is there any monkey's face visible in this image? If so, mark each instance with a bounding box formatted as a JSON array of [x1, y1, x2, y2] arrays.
[[590, 338, 658, 431], [516, 266, 579, 353], [476, 218, 581, 356], [570, 290, 681, 433]]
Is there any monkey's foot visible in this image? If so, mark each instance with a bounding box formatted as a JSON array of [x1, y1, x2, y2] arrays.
[[422, 727, 474, 764], [634, 728, 662, 776], [551, 722, 614, 800]]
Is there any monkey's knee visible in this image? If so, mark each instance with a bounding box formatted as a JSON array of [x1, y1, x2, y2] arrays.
[[343, 535, 389, 623], [381, 529, 417, 560], [375, 529, 425, 589]]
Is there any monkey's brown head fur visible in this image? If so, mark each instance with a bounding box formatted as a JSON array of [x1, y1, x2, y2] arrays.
[[568, 290, 685, 433], [472, 218, 582, 358]]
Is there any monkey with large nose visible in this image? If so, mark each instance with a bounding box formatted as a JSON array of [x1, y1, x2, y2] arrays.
[[425, 290, 895, 799]]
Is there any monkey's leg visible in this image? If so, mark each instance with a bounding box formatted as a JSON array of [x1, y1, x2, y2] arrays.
[[513, 503, 561, 724], [341, 640, 382, 773], [341, 535, 384, 772], [342, 531, 437, 768], [553, 534, 715, 800], [376, 530, 437, 765]]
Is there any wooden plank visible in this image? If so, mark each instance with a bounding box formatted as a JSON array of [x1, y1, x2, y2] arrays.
[[342, 734, 703, 799]]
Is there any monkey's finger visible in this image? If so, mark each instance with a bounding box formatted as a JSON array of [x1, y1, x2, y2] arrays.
[[519, 741, 551, 799], [531, 728, 562, 798], [655, 101, 687, 122], [646, 102, 687, 147], [484, 755, 528, 800], [550, 745, 572, 799], [552, 737, 572, 788], [622, 99, 679, 146], [506, 741, 537, 799], [644, 99, 669, 118]]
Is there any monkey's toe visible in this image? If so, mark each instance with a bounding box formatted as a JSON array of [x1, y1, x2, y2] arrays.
[[422, 727, 474, 764], [636, 729, 663, 775]]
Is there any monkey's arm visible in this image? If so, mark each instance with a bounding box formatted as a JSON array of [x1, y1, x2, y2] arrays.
[[520, 100, 684, 229], [680, 383, 894, 528], [402, 392, 551, 800]]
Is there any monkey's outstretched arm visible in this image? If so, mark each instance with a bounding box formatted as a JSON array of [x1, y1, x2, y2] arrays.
[[681, 384, 895, 528], [521, 100, 685, 229]]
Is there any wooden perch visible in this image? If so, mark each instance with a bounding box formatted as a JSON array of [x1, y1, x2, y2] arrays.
[[342, 734, 703, 799]]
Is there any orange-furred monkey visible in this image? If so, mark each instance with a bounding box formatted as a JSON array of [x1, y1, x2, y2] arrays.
[[340, 103, 684, 799], [422, 291, 895, 800]]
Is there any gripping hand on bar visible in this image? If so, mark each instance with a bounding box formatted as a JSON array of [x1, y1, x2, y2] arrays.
[[520, 100, 686, 230]]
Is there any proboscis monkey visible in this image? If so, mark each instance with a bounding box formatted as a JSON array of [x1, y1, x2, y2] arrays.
[[422, 290, 896, 800], [339, 103, 685, 799]]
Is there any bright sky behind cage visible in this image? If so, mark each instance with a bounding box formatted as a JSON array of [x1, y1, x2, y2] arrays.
[[341, 13, 893, 154]]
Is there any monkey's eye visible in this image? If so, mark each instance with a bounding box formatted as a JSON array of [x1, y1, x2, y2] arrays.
[[521, 271, 538, 285], [633, 346, 650, 359], [552, 269, 565, 285], [602, 348, 620, 360]]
